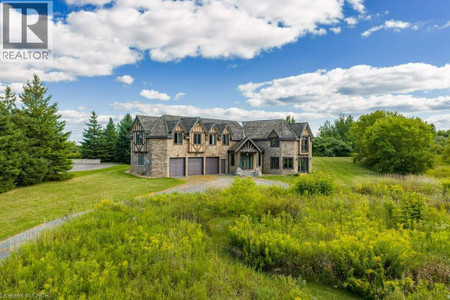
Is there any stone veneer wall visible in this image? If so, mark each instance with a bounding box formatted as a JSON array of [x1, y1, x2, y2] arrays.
[[260, 140, 299, 175], [131, 135, 312, 177]]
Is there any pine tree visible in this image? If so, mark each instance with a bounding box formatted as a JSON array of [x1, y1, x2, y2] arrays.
[[0, 87, 23, 192], [16, 75, 73, 185], [81, 111, 106, 159], [115, 113, 133, 164], [102, 117, 118, 162]]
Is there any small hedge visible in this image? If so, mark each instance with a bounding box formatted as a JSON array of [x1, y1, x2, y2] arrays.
[[292, 172, 336, 196]]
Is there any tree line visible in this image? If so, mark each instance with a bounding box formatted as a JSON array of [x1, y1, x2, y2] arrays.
[[79, 111, 133, 164], [312, 111, 450, 174], [0, 75, 73, 193]]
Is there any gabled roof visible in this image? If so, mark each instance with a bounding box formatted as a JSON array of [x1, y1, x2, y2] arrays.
[[288, 122, 314, 139], [135, 115, 160, 132], [243, 119, 298, 140], [228, 136, 263, 153]]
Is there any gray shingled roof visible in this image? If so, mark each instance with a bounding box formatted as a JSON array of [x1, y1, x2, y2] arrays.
[[135, 115, 309, 141], [244, 119, 298, 140], [288, 122, 307, 138], [201, 118, 244, 140], [136, 115, 160, 132]]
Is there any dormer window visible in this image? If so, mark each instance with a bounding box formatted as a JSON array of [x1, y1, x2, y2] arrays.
[[209, 134, 217, 145], [223, 134, 230, 146], [270, 137, 280, 147], [193, 133, 202, 145], [174, 132, 183, 145], [135, 131, 144, 145]]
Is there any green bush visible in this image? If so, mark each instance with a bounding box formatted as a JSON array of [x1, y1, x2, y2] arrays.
[[293, 172, 336, 196], [0, 199, 310, 299]]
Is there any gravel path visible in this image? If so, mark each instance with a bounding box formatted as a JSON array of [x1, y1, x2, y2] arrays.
[[153, 175, 288, 194], [0, 211, 88, 261], [0, 176, 287, 261]]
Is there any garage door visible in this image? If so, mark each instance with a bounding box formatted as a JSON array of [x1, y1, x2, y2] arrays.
[[206, 157, 219, 175], [188, 157, 203, 176], [169, 158, 185, 177]]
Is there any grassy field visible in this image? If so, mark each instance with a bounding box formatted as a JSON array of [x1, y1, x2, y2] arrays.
[[2, 175, 447, 298], [263, 157, 377, 186], [0, 165, 184, 240]]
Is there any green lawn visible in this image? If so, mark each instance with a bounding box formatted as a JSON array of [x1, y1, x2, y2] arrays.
[[263, 157, 377, 187], [0, 165, 184, 240]]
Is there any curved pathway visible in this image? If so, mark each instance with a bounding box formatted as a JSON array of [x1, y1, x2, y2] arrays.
[[0, 176, 287, 261]]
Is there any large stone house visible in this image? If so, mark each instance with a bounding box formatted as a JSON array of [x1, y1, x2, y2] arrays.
[[130, 115, 313, 177]]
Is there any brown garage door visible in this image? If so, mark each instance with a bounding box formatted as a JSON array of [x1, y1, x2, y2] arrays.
[[169, 158, 185, 177], [206, 157, 219, 174], [188, 157, 203, 176]]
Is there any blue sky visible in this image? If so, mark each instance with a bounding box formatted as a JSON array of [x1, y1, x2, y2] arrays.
[[0, 0, 449, 141]]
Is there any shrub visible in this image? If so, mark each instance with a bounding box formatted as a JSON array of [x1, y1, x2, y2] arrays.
[[292, 172, 336, 196]]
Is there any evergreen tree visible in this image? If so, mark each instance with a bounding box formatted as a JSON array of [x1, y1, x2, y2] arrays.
[[102, 117, 118, 162], [115, 113, 133, 164], [16, 75, 73, 185], [0, 87, 23, 192], [81, 111, 106, 159]]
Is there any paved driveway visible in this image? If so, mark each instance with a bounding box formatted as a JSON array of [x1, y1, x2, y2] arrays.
[[0, 175, 287, 261]]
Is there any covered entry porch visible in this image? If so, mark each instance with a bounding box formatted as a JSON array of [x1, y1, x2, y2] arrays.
[[228, 137, 263, 174]]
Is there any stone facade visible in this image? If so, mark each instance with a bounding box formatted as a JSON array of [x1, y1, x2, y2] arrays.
[[130, 115, 313, 178]]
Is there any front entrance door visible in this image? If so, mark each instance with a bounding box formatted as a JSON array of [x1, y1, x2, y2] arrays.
[[298, 157, 309, 173], [240, 153, 253, 169]]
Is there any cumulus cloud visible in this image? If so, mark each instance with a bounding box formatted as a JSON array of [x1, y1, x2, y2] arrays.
[[345, 17, 358, 26], [112, 101, 325, 122], [238, 63, 450, 115], [174, 92, 187, 100], [346, 0, 365, 13], [330, 27, 342, 34], [425, 114, 450, 130], [362, 19, 410, 37], [140, 89, 171, 101], [115, 75, 134, 85], [0, 0, 366, 85], [65, 0, 112, 5]]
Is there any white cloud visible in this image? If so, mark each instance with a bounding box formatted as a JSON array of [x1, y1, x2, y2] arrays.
[[362, 19, 410, 37], [174, 92, 187, 100], [429, 21, 450, 31], [238, 63, 450, 115], [0, 0, 367, 85], [345, 17, 358, 26], [116, 75, 134, 85], [112, 101, 326, 122], [346, 0, 365, 13], [426, 114, 450, 130], [140, 89, 171, 101], [65, 0, 112, 5], [330, 27, 341, 34]]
